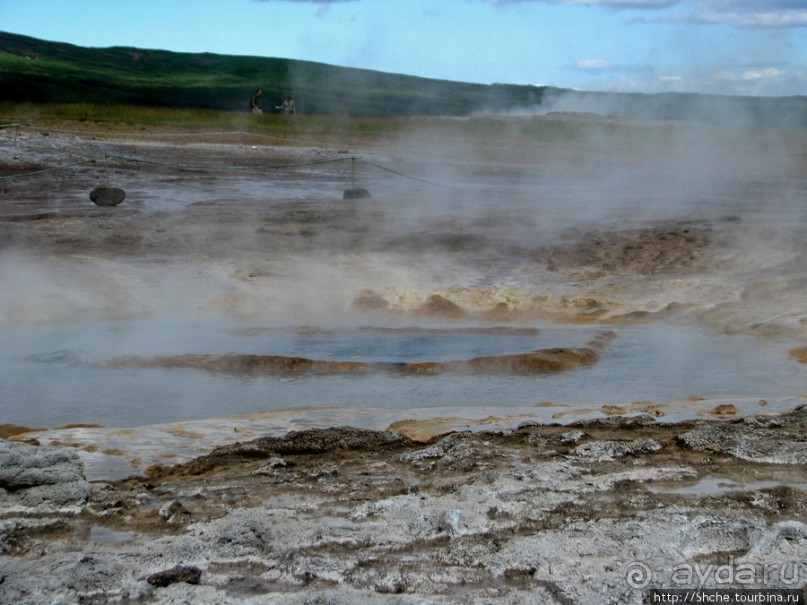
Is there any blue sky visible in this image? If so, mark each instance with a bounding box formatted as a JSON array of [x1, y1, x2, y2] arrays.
[[2, 0, 805, 96]]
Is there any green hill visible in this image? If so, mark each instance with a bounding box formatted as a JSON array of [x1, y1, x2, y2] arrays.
[[0, 31, 545, 117], [1, 31, 805, 128]]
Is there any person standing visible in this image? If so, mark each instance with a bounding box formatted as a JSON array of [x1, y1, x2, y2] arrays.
[[276, 95, 296, 115], [250, 88, 263, 114]]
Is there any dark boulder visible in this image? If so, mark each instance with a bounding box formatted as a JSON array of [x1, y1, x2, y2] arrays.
[[343, 187, 371, 200], [89, 187, 126, 207], [147, 565, 202, 587]]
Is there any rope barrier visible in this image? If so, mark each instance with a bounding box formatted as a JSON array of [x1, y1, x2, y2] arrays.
[[0, 148, 460, 193], [100, 153, 211, 173], [0, 145, 465, 193], [0, 150, 353, 181], [4, 125, 243, 138], [0, 157, 106, 180], [0, 123, 21, 144], [2, 122, 569, 169], [1, 127, 466, 191], [264, 157, 353, 170], [357, 158, 462, 191], [102, 152, 352, 172], [2, 124, 349, 150], [236, 130, 338, 147], [38, 127, 243, 138]]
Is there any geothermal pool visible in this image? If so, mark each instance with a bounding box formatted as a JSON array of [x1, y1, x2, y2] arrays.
[[2, 318, 804, 429], [1, 124, 805, 436]]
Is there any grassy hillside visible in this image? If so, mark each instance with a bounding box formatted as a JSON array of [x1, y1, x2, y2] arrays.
[[1, 31, 805, 128], [0, 31, 545, 117]]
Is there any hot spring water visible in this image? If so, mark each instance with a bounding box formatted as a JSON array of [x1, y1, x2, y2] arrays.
[[2, 318, 804, 429]]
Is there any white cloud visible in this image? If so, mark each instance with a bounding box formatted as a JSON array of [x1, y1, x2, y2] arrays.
[[573, 58, 614, 70], [489, 0, 807, 28], [565, 56, 804, 96], [252, 0, 357, 17], [690, 8, 807, 28], [567, 59, 656, 77], [712, 67, 786, 82], [564, 0, 676, 5], [658, 65, 804, 95], [491, 0, 679, 7], [741, 67, 785, 80]]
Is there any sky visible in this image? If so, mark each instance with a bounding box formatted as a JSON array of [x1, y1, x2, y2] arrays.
[[1, 0, 806, 96]]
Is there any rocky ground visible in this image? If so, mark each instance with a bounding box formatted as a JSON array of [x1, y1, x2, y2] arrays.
[[2, 407, 806, 604], [1, 123, 806, 603]]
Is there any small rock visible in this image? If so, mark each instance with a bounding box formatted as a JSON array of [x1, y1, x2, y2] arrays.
[[419, 294, 465, 317], [699, 404, 738, 418], [561, 430, 586, 444], [571, 439, 662, 462], [89, 187, 126, 207], [158, 500, 191, 525], [252, 456, 290, 475], [400, 433, 491, 471], [437, 509, 468, 536], [146, 565, 202, 587], [352, 291, 389, 312]]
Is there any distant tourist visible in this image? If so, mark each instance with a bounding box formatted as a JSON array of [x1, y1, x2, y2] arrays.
[[276, 96, 296, 115], [250, 88, 263, 114]]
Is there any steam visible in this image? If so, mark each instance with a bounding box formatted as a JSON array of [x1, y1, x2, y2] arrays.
[[378, 111, 797, 236], [1, 99, 804, 346], [2, 103, 803, 332]]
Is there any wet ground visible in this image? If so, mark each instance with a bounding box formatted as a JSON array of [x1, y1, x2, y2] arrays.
[[0, 117, 805, 603]]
